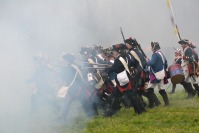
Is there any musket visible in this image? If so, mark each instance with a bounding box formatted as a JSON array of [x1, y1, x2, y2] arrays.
[[136, 42, 147, 58], [120, 28, 147, 58], [54, 63, 111, 67], [173, 47, 178, 52], [54, 65, 111, 71], [120, 27, 126, 45], [166, 0, 182, 41], [81, 62, 112, 66], [54, 64, 68, 67], [120, 27, 147, 58], [93, 44, 115, 59], [81, 67, 111, 69]]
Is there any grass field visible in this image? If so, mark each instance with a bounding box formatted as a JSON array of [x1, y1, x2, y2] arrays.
[[2, 87, 199, 133], [59, 89, 199, 133]]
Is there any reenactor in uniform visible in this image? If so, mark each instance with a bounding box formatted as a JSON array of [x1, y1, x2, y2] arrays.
[[146, 42, 170, 108], [79, 46, 115, 116], [179, 39, 198, 97], [125, 38, 148, 89], [187, 41, 199, 96], [80, 46, 105, 91], [107, 44, 146, 114], [169, 49, 193, 95], [57, 53, 98, 120], [125, 37, 160, 107], [27, 54, 56, 113]]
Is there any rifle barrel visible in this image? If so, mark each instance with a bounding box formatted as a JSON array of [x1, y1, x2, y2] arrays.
[[120, 27, 126, 45], [81, 67, 110, 69]]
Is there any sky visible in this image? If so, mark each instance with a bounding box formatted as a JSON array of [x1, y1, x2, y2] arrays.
[[0, 0, 198, 133]]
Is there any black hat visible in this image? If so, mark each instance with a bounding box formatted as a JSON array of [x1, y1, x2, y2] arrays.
[[151, 42, 160, 51], [125, 37, 138, 46], [178, 39, 189, 45], [62, 53, 74, 63], [112, 43, 127, 52], [79, 46, 91, 55]]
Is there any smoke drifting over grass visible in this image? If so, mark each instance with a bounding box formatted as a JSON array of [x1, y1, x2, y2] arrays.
[[0, 0, 198, 133]]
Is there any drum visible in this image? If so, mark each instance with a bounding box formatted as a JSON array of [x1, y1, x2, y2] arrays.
[[168, 64, 185, 84]]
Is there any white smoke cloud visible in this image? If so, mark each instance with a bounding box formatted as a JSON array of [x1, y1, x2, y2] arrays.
[[0, 0, 198, 132]]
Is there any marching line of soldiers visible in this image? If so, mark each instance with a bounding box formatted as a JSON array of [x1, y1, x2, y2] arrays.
[[27, 37, 199, 120]]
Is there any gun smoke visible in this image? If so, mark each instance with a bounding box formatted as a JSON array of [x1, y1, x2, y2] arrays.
[[0, 0, 198, 133]]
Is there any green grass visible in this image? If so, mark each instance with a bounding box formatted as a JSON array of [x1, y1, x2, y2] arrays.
[[58, 90, 199, 133]]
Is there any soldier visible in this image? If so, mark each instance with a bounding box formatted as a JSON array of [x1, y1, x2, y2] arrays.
[[125, 38, 147, 88], [125, 37, 160, 107], [107, 44, 146, 114], [146, 42, 170, 108], [179, 39, 198, 98], [169, 49, 188, 94], [27, 53, 56, 113], [57, 53, 98, 120], [187, 41, 199, 96], [80, 46, 105, 91]]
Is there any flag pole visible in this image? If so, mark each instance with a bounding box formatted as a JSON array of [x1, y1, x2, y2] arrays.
[[166, 0, 182, 41]]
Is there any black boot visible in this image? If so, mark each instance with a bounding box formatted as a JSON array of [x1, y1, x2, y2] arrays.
[[103, 103, 113, 117], [121, 94, 131, 108], [110, 97, 122, 116], [153, 93, 161, 106], [193, 84, 199, 96], [159, 90, 170, 106], [140, 95, 147, 107], [138, 90, 147, 107], [129, 89, 145, 114], [181, 81, 188, 92], [131, 96, 146, 114], [186, 83, 196, 99], [146, 88, 155, 108], [135, 94, 146, 113], [103, 87, 121, 117], [103, 96, 122, 117], [141, 91, 149, 108], [169, 84, 176, 94]]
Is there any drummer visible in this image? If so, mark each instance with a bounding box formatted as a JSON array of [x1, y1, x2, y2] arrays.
[[187, 41, 199, 96], [178, 39, 196, 98], [169, 49, 188, 94]]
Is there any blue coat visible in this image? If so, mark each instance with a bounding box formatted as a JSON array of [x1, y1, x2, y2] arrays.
[[184, 47, 196, 63], [147, 50, 168, 83]]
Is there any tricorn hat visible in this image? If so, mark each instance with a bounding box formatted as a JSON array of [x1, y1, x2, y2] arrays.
[[79, 46, 91, 55], [178, 39, 189, 45], [151, 42, 160, 51], [125, 37, 138, 46], [62, 53, 74, 63], [112, 43, 127, 52]]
